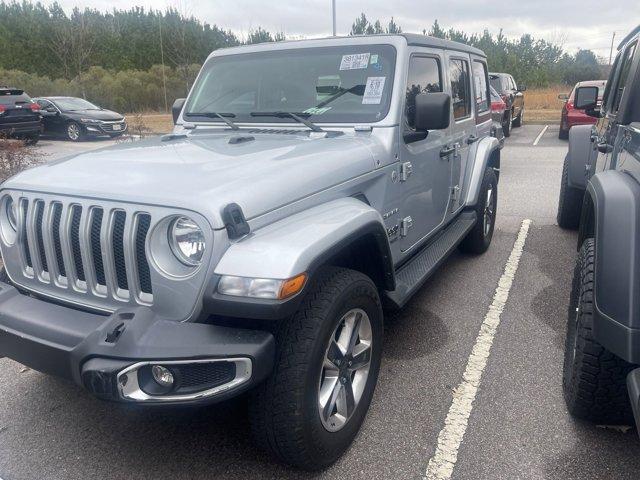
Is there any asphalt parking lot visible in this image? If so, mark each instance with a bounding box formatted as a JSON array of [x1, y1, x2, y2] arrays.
[[2, 125, 640, 480]]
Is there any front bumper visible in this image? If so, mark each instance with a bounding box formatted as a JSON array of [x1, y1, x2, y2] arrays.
[[83, 121, 127, 136], [0, 283, 274, 404]]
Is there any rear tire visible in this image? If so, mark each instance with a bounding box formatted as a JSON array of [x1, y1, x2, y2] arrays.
[[502, 110, 512, 137], [563, 238, 635, 424], [512, 106, 524, 127], [23, 134, 39, 146], [249, 267, 383, 470], [557, 155, 584, 230], [459, 167, 498, 254]]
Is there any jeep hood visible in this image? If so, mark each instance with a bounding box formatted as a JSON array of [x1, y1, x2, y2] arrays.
[[5, 131, 378, 229]]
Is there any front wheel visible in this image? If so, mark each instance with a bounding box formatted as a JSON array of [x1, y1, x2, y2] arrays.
[[66, 121, 83, 142], [459, 167, 498, 254], [563, 238, 635, 424], [249, 267, 383, 470]]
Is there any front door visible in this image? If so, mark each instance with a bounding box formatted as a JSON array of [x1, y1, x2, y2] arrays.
[[445, 53, 474, 217], [399, 51, 451, 253]]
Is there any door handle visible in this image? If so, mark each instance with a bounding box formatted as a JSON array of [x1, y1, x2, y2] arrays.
[[440, 145, 456, 158], [466, 135, 479, 145]]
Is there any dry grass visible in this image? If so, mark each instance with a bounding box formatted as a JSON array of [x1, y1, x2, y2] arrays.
[[131, 88, 570, 129]]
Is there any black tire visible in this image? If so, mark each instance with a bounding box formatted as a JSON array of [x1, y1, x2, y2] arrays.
[[558, 127, 569, 140], [23, 134, 39, 146], [557, 155, 584, 230], [459, 167, 498, 254], [249, 267, 383, 470], [512, 106, 524, 127], [502, 110, 512, 137], [66, 121, 84, 142], [563, 238, 635, 424]]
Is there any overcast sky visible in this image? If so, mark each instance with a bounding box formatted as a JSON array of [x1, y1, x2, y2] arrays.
[[42, 0, 639, 58]]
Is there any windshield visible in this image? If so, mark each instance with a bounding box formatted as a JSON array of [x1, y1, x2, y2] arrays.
[[184, 44, 397, 124], [53, 97, 100, 111]]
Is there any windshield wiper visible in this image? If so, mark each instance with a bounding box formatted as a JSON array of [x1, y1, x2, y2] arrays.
[[250, 111, 324, 132], [184, 111, 239, 130]]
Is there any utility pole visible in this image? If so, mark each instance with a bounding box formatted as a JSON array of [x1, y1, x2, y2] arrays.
[[609, 31, 616, 65], [159, 13, 169, 113], [332, 0, 337, 36]]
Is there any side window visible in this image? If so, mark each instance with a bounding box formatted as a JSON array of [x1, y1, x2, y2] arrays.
[[449, 59, 471, 120], [472, 61, 490, 114], [404, 56, 442, 130], [612, 41, 637, 113]]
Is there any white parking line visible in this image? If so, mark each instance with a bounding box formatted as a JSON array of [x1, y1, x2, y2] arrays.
[[423, 219, 532, 480], [533, 125, 549, 146]]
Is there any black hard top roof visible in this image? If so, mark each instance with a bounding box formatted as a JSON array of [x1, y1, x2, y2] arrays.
[[400, 33, 486, 57], [618, 25, 640, 50]]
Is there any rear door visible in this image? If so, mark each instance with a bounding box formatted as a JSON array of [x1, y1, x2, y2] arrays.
[[445, 52, 474, 218]]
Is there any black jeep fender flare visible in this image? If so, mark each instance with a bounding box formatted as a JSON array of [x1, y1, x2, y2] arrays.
[[566, 124, 598, 190], [583, 170, 640, 363]]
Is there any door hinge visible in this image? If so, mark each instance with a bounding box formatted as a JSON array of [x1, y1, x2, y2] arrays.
[[451, 185, 461, 201], [400, 162, 413, 182], [401, 216, 413, 237]]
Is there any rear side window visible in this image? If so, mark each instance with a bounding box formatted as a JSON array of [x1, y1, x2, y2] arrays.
[[449, 59, 471, 120], [489, 75, 501, 92], [404, 56, 442, 129], [612, 41, 637, 113], [472, 61, 490, 114], [0, 90, 31, 106]]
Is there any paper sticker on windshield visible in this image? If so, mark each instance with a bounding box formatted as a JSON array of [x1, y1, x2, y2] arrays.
[[340, 53, 370, 70], [303, 107, 332, 115], [362, 77, 386, 104]]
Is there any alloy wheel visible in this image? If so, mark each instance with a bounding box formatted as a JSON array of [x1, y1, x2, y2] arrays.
[[483, 184, 494, 236], [318, 308, 372, 432], [67, 123, 80, 141]]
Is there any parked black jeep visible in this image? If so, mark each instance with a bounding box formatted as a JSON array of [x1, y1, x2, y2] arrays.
[[557, 25, 640, 430], [489, 72, 526, 137], [0, 88, 42, 145]]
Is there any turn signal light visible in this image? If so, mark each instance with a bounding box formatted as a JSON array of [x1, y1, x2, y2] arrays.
[[279, 273, 307, 299]]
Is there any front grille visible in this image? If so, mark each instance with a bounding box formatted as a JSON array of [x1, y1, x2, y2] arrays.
[[15, 197, 154, 305], [100, 122, 126, 133]]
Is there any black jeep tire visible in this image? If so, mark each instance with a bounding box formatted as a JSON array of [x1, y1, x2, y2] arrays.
[[459, 167, 498, 255], [23, 134, 39, 146], [512, 107, 524, 127], [249, 267, 383, 470], [503, 110, 512, 137], [563, 238, 635, 424], [557, 155, 584, 230]]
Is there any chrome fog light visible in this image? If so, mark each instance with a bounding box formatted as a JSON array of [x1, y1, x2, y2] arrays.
[[168, 216, 206, 266], [152, 365, 174, 387]]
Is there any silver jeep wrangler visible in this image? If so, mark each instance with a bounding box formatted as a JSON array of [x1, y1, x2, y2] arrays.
[[0, 34, 500, 470]]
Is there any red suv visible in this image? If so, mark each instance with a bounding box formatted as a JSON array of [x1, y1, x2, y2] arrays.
[[558, 80, 606, 139]]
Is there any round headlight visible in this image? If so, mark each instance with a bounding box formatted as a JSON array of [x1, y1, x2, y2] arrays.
[[6, 197, 17, 232], [168, 216, 205, 266]]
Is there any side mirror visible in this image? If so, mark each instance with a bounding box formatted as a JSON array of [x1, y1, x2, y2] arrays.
[[172, 98, 186, 125], [575, 86, 598, 110], [558, 93, 569, 101], [518, 84, 527, 92], [414, 92, 451, 131]]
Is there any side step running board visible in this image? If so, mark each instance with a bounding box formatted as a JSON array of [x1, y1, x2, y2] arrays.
[[384, 211, 477, 309]]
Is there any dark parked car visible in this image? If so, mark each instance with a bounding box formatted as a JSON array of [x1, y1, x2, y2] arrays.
[[489, 86, 506, 147], [34, 97, 127, 141], [556, 24, 640, 435], [0, 87, 42, 145], [557, 80, 607, 139], [489, 72, 526, 136]]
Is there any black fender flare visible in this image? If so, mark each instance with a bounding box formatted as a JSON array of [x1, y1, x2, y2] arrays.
[[566, 124, 597, 189], [586, 170, 640, 362]]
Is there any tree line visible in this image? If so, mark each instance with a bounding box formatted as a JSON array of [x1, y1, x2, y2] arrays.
[[0, 3, 604, 113]]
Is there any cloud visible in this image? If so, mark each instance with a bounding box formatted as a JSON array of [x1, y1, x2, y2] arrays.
[[40, 0, 639, 55]]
